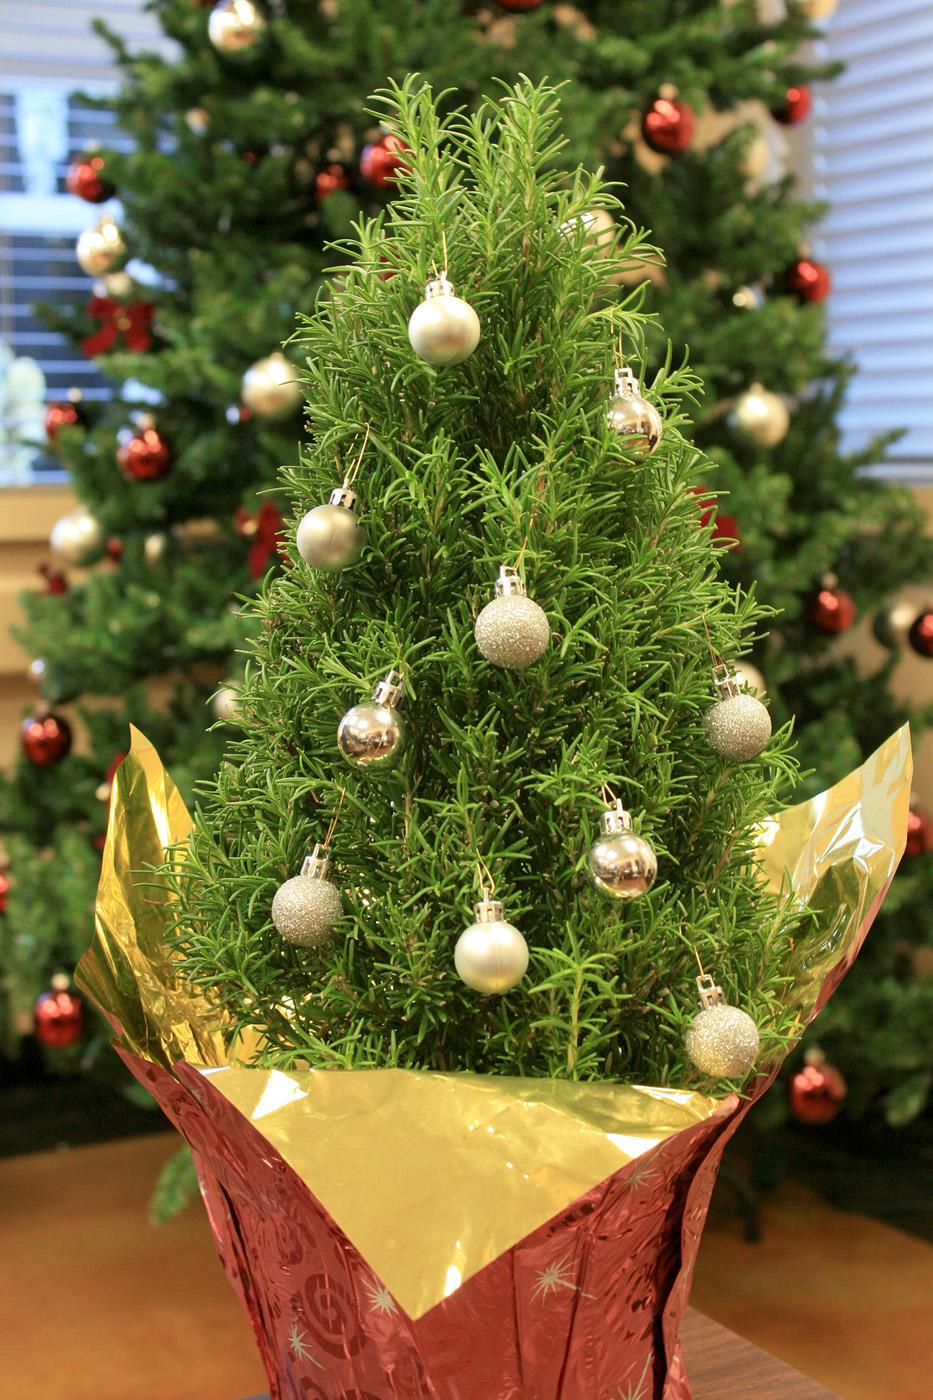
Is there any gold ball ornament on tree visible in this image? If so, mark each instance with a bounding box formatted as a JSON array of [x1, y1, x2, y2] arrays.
[[296, 485, 365, 572], [704, 662, 772, 762], [474, 566, 550, 670], [454, 897, 529, 995], [800, 0, 837, 17], [337, 671, 406, 767], [685, 974, 761, 1078], [241, 352, 302, 418], [728, 382, 790, 447], [50, 505, 106, 567], [75, 215, 127, 277], [212, 684, 241, 724], [408, 272, 480, 367], [271, 845, 343, 948], [587, 800, 658, 900], [607, 365, 663, 459], [207, 0, 268, 57]]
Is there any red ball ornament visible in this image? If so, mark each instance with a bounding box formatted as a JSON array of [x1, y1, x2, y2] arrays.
[[691, 486, 741, 550], [34, 979, 85, 1048], [117, 425, 172, 481], [807, 583, 856, 634], [66, 153, 115, 204], [908, 608, 933, 659], [45, 400, 85, 441], [0, 869, 10, 914], [785, 257, 832, 303], [905, 806, 933, 858], [774, 84, 812, 125], [641, 96, 695, 155], [315, 163, 352, 199], [38, 563, 69, 595], [789, 1053, 847, 1125], [359, 134, 408, 188], [21, 712, 72, 766]]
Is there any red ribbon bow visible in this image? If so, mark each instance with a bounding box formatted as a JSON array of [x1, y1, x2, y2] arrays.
[[236, 502, 284, 578], [81, 296, 154, 357]]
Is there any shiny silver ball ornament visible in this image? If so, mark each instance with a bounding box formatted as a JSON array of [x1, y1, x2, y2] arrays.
[[241, 352, 302, 418], [607, 365, 663, 459], [76, 215, 127, 277], [212, 684, 241, 724], [728, 382, 790, 448], [587, 801, 658, 900], [207, 0, 268, 57], [296, 485, 365, 572], [337, 671, 405, 767], [271, 845, 342, 949], [408, 272, 480, 367], [685, 974, 760, 1078], [455, 898, 529, 995], [474, 566, 550, 670], [704, 663, 772, 762], [50, 506, 106, 566]]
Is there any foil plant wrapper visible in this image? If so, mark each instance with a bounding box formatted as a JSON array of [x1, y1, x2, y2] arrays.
[[78, 725, 912, 1400]]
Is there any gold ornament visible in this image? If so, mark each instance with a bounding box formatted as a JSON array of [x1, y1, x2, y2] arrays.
[[296, 485, 365, 572], [732, 659, 766, 697], [728, 382, 789, 447], [587, 800, 657, 900], [607, 365, 663, 458], [337, 671, 405, 767], [143, 532, 168, 565], [241, 352, 302, 418], [207, 0, 268, 57], [76, 215, 127, 277], [703, 663, 772, 763], [559, 208, 616, 256], [800, 0, 837, 18], [212, 685, 241, 724], [455, 898, 529, 995], [684, 974, 760, 1077], [732, 284, 765, 311], [185, 107, 210, 135], [50, 506, 106, 566], [271, 845, 342, 948], [474, 566, 550, 670], [408, 272, 480, 367]]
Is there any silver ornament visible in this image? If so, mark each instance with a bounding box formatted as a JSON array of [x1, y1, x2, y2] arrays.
[[241, 352, 302, 418], [732, 659, 766, 696], [50, 506, 106, 566], [296, 485, 365, 572], [704, 663, 772, 762], [185, 107, 210, 135], [212, 685, 241, 723], [731, 284, 765, 311], [587, 800, 657, 900], [607, 365, 663, 459], [474, 566, 550, 670], [337, 671, 405, 766], [559, 208, 616, 256], [76, 215, 126, 277], [208, 0, 268, 57], [454, 898, 529, 994], [684, 974, 760, 1077], [144, 532, 168, 565], [272, 845, 342, 948], [408, 272, 480, 367], [728, 382, 789, 447]]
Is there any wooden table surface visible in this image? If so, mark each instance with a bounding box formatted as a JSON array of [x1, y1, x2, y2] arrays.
[[239, 1307, 841, 1399]]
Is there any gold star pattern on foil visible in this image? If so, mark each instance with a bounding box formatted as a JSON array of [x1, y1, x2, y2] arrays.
[[609, 1356, 651, 1400], [364, 1276, 399, 1316], [288, 1323, 323, 1369], [626, 1154, 663, 1192], [532, 1253, 596, 1304]]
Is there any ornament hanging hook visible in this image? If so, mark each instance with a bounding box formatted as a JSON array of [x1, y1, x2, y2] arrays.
[[323, 787, 346, 850], [344, 424, 371, 490]]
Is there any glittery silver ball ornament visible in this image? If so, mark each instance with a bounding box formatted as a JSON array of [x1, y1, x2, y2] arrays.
[[587, 800, 657, 900], [728, 382, 789, 448], [337, 671, 405, 766], [684, 974, 760, 1077], [271, 846, 342, 948], [296, 486, 365, 572], [241, 352, 302, 418], [208, 0, 268, 57], [50, 506, 106, 566], [474, 566, 550, 670], [408, 272, 480, 367], [76, 215, 127, 277], [704, 663, 772, 762], [607, 365, 663, 459], [455, 898, 529, 995]]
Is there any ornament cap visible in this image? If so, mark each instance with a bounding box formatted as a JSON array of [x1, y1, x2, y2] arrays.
[[695, 973, 726, 1010], [493, 565, 528, 599], [425, 270, 455, 300], [474, 898, 505, 924], [328, 484, 359, 512], [600, 800, 633, 836], [300, 843, 332, 881], [612, 365, 640, 401], [711, 662, 741, 700], [373, 669, 404, 708]]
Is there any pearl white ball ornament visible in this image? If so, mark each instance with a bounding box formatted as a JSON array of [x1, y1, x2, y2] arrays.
[[588, 801, 658, 900], [212, 685, 241, 724], [241, 352, 302, 418], [455, 898, 529, 995], [474, 566, 550, 670], [296, 486, 365, 572], [337, 671, 406, 767], [272, 845, 343, 949], [76, 215, 127, 277], [684, 974, 760, 1077], [704, 663, 772, 762], [50, 506, 106, 567], [729, 382, 789, 447], [732, 659, 766, 696], [208, 0, 267, 57], [408, 272, 480, 367], [607, 365, 663, 459]]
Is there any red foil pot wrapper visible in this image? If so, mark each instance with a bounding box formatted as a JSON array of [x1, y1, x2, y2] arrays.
[[79, 727, 912, 1399]]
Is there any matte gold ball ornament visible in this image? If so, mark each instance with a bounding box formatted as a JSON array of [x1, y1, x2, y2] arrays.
[[337, 671, 406, 767], [728, 382, 790, 448], [455, 897, 529, 995], [408, 271, 480, 367], [685, 973, 760, 1078], [271, 844, 343, 949], [703, 662, 772, 763], [207, 0, 268, 57], [241, 352, 302, 418], [587, 800, 658, 901], [75, 215, 127, 277], [50, 506, 106, 567], [607, 365, 663, 459], [296, 485, 365, 572], [474, 566, 550, 670]]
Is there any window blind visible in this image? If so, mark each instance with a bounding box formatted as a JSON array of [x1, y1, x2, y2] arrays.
[[809, 0, 933, 479]]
